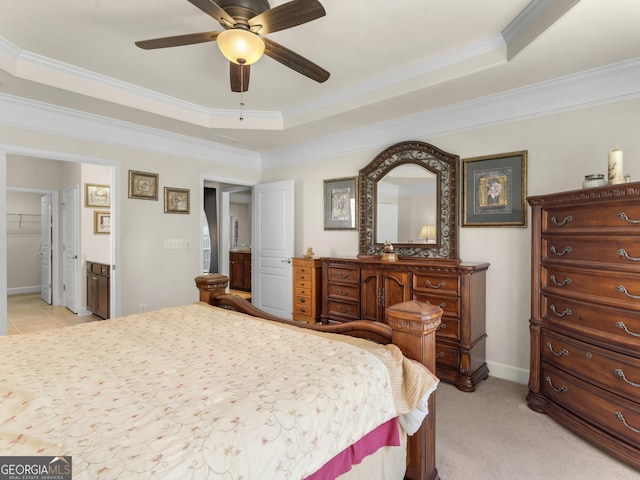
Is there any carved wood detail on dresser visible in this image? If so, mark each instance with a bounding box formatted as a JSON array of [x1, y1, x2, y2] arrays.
[[527, 183, 640, 469], [320, 257, 490, 391]]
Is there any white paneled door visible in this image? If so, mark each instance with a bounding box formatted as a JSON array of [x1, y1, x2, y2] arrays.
[[252, 180, 294, 318], [63, 186, 78, 313], [39, 194, 52, 304]]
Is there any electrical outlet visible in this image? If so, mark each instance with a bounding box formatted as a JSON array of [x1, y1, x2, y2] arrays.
[[184, 240, 191, 249]]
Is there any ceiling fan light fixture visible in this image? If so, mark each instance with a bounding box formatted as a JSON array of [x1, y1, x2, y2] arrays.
[[217, 28, 265, 65]]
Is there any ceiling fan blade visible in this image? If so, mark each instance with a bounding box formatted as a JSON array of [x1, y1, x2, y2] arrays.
[[249, 0, 326, 35], [187, 0, 236, 28], [262, 38, 329, 83], [230, 63, 250, 92], [136, 31, 220, 50]]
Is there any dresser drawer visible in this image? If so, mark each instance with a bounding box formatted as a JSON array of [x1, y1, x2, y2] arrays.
[[326, 300, 360, 321], [293, 302, 314, 318], [542, 330, 640, 402], [326, 282, 359, 302], [295, 286, 313, 297], [543, 293, 640, 352], [435, 317, 460, 341], [542, 266, 640, 310], [544, 203, 640, 231], [435, 342, 459, 368], [413, 292, 460, 318], [543, 235, 640, 271], [327, 266, 360, 285], [542, 364, 640, 447], [412, 273, 460, 296]]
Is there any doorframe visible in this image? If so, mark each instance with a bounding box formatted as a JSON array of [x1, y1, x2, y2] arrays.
[[6, 187, 59, 302], [200, 174, 256, 280], [0, 145, 121, 335]]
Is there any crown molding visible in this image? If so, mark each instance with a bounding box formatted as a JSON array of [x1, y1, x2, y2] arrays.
[[0, 92, 261, 169], [262, 56, 640, 169]]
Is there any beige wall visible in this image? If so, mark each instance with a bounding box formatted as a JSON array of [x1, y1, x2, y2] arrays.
[[261, 97, 640, 382], [2, 96, 639, 382]]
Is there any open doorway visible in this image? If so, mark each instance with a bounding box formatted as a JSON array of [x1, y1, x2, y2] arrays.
[[3, 153, 116, 335], [202, 179, 253, 298]]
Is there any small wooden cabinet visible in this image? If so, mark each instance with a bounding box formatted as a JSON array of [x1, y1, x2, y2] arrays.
[[292, 257, 322, 324], [321, 257, 489, 391], [229, 251, 251, 292], [527, 183, 640, 469], [86, 261, 110, 319]]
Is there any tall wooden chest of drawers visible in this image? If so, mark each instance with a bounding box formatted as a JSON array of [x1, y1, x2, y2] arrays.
[[292, 257, 322, 324], [321, 257, 490, 391], [527, 183, 640, 469]]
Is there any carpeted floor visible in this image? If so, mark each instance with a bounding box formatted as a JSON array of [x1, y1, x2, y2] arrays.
[[436, 376, 639, 479]]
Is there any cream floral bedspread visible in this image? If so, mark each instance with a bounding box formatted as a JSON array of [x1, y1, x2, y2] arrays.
[[0, 303, 437, 479]]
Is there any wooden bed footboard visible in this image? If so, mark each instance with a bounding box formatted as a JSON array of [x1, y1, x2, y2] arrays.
[[195, 274, 442, 480]]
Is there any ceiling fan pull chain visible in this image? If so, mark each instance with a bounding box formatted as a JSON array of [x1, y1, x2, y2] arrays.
[[239, 64, 245, 122]]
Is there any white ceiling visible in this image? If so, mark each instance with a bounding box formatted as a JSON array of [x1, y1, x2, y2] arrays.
[[1, 0, 639, 154]]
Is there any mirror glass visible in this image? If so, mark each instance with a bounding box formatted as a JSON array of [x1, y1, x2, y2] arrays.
[[359, 141, 459, 259], [375, 165, 438, 244]]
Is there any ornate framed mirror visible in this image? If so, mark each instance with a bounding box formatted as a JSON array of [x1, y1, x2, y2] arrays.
[[358, 141, 459, 259]]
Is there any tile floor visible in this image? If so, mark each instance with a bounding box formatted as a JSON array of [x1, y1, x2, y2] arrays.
[[6, 293, 98, 335]]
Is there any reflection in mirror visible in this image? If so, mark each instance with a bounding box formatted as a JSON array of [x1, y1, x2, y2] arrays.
[[376, 165, 437, 244], [359, 141, 459, 259]]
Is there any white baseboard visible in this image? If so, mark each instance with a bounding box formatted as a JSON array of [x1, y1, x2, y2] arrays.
[[487, 361, 529, 385], [7, 286, 40, 295]]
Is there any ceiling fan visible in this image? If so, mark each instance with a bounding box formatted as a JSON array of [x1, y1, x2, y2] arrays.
[[135, 0, 330, 93]]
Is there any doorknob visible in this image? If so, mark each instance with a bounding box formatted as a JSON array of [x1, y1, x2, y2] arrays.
[[281, 258, 292, 264]]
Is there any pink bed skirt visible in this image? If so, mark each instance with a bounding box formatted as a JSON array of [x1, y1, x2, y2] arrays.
[[305, 418, 401, 480]]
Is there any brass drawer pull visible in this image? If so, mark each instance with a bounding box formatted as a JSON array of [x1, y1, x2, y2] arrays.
[[336, 288, 350, 296], [616, 321, 640, 337], [616, 284, 640, 299], [617, 212, 640, 224], [437, 323, 447, 331], [336, 272, 352, 279], [299, 307, 306, 313], [436, 352, 445, 359], [550, 245, 572, 256], [617, 248, 640, 262], [545, 376, 568, 393], [425, 280, 446, 289], [551, 215, 573, 226], [614, 412, 640, 434], [550, 305, 572, 317], [336, 305, 351, 313], [550, 275, 572, 287], [545, 342, 569, 357], [614, 369, 640, 388], [426, 300, 447, 308], [299, 298, 306, 303]]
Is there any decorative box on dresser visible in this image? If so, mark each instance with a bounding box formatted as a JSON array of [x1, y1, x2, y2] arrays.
[[527, 183, 640, 469], [292, 257, 322, 324], [321, 257, 490, 391]]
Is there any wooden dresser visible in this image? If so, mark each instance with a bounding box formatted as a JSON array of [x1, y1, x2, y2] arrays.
[[527, 183, 640, 469], [292, 257, 322, 323], [229, 251, 251, 292], [86, 261, 110, 319], [321, 257, 490, 391]]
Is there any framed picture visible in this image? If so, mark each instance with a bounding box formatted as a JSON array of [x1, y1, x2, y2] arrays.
[[164, 187, 190, 214], [462, 151, 528, 227], [85, 184, 110, 208], [128, 170, 159, 200], [324, 177, 358, 230], [94, 211, 110, 234]]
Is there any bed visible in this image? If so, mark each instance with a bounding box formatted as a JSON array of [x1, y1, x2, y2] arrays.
[[0, 274, 441, 480]]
